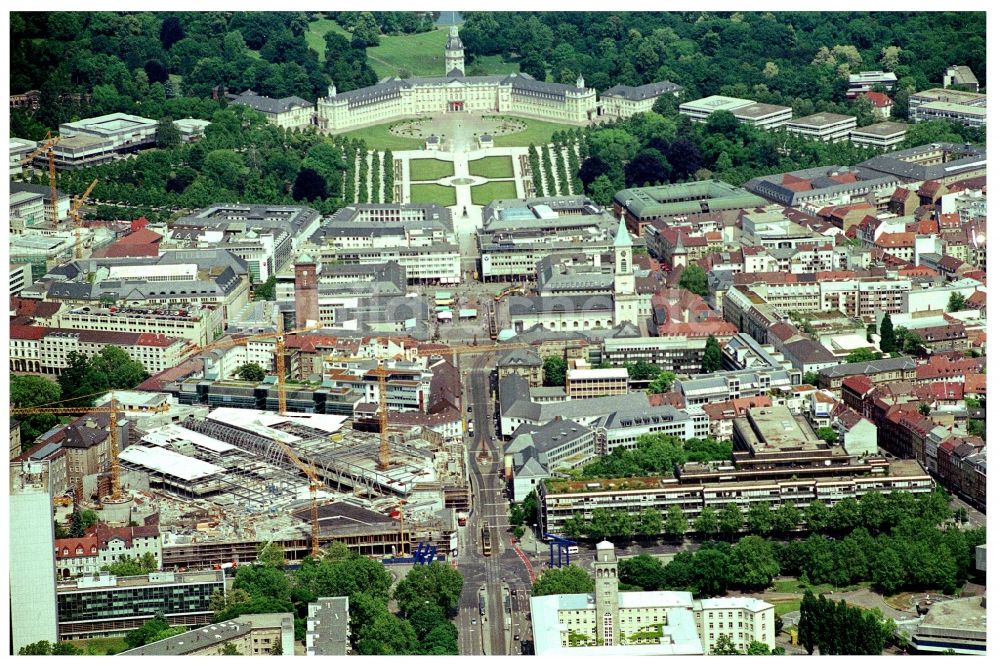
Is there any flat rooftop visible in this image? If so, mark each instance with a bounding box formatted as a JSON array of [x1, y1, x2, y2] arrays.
[[733, 102, 792, 119], [788, 112, 855, 128], [681, 95, 755, 113], [739, 405, 826, 451], [918, 101, 987, 116], [853, 121, 910, 137]]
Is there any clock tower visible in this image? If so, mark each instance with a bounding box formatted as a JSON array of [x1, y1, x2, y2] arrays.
[[594, 540, 621, 647]]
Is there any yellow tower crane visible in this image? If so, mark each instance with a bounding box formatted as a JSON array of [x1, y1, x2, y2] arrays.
[[10, 394, 169, 503], [69, 178, 98, 259], [18, 132, 61, 229]]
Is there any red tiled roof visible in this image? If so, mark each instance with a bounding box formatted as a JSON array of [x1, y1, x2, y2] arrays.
[[118, 228, 163, 245], [9, 324, 48, 340], [54, 535, 99, 560], [829, 173, 860, 185], [918, 180, 943, 197], [875, 232, 915, 248], [913, 382, 965, 402], [9, 297, 62, 320], [863, 91, 893, 107], [784, 180, 813, 192], [657, 320, 737, 338], [890, 187, 914, 203], [965, 374, 986, 394], [648, 391, 685, 408], [841, 375, 874, 396]]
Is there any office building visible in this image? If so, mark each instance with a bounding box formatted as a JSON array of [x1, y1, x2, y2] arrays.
[[10, 136, 36, 176], [909, 88, 987, 127], [784, 113, 856, 142], [850, 122, 909, 150], [530, 541, 774, 656], [846, 71, 897, 98], [613, 181, 767, 235], [56, 570, 226, 639], [9, 461, 60, 653]]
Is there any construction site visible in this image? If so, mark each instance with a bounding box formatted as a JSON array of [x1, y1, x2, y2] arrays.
[[115, 404, 469, 567]]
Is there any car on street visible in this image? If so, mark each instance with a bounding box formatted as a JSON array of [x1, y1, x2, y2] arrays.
[[472, 618, 477, 625], [514, 634, 520, 641]]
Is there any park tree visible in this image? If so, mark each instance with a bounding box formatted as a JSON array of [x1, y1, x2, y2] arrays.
[[730, 536, 780, 590], [532, 564, 595, 596], [718, 502, 744, 539], [647, 370, 677, 394], [701, 335, 723, 374], [665, 505, 688, 541], [693, 507, 718, 537], [257, 541, 286, 568], [803, 501, 829, 533], [18, 641, 54, 655], [678, 263, 709, 298], [692, 546, 733, 597], [638, 508, 664, 541], [393, 562, 464, 617], [543, 355, 568, 387], [619, 554, 663, 591], [746, 502, 773, 535], [236, 363, 267, 383], [747, 640, 773, 655], [219, 642, 241, 655], [625, 360, 661, 381], [233, 563, 291, 602]]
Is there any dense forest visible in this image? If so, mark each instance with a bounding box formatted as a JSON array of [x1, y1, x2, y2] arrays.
[[459, 12, 985, 106], [9, 11, 434, 136]]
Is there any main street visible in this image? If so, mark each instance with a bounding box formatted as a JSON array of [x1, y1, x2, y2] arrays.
[[454, 353, 533, 655]]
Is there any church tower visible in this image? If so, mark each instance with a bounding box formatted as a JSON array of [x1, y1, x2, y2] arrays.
[[594, 540, 620, 647], [613, 214, 640, 327], [445, 25, 465, 76]]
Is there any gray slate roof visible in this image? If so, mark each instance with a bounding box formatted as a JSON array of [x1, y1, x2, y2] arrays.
[[601, 80, 682, 101], [509, 295, 614, 316], [819, 355, 917, 379], [231, 89, 312, 114]]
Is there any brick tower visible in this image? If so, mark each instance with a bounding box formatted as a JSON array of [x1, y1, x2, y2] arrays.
[[294, 253, 319, 329]]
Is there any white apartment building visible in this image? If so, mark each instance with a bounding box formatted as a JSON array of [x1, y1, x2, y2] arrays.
[[908, 88, 987, 128], [784, 113, 857, 142], [9, 327, 188, 376], [55, 305, 224, 347]]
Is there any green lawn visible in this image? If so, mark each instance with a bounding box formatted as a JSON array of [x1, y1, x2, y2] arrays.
[[468, 156, 515, 179], [471, 54, 520, 76], [306, 20, 519, 78], [337, 123, 424, 151], [368, 28, 453, 79], [410, 183, 457, 206], [773, 600, 802, 617], [492, 118, 582, 148], [69, 636, 129, 655], [769, 580, 868, 595], [306, 18, 351, 61], [471, 180, 518, 205], [409, 158, 455, 181]]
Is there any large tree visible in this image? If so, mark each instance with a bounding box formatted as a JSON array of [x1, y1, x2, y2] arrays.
[[543, 355, 568, 387], [531, 564, 595, 596], [730, 536, 780, 590], [701, 335, 723, 374], [878, 315, 896, 353], [678, 263, 709, 298], [393, 562, 464, 617], [10, 375, 62, 442]]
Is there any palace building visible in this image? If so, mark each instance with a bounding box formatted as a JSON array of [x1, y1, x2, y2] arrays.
[[313, 26, 680, 134]]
